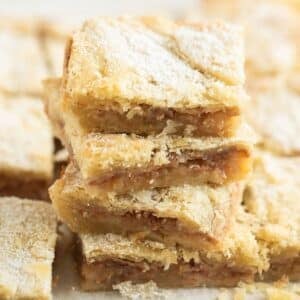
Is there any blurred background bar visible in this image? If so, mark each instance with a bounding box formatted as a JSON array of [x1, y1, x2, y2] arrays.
[[0, 0, 198, 23]]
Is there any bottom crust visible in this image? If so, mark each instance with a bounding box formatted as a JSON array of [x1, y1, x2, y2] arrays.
[[0, 175, 50, 200], [76, 233, 257, 291], [78, 249, 300, 291], [262, 258, 300, 282], [71, 207, 220, 250], [79, 258, 253, 291]]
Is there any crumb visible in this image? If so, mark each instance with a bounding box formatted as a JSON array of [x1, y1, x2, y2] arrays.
[[113, 281, 172, 300], [273, 275, 289, 289]]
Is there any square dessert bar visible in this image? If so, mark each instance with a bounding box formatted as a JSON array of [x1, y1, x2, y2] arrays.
[[63, 122, 254, 194], [76, 212, 267, 291], [0, 18, 49, 96], [200, 0, 300, 76], [244, 151, 300, 281], [0, 197, 57, 300], [62, 16, 247, 137], [40, 21, 70, 77], [0, 94, 53, 199], [50, 162, 243, 250], [245, 77, 300, 155]]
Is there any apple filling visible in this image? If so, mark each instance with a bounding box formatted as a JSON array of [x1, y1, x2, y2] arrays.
[[87, 148, 251, 194], [73, 102, 240, 137]]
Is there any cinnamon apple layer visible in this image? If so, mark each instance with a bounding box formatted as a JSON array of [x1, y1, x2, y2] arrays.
[[62, 17, 247, 137], [50, 163, 243, 250]]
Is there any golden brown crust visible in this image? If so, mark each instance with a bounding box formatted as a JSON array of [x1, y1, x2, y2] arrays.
[[0, 175, 49, 200], [50, 162, 243, 249], [0, 197, 57, 299]]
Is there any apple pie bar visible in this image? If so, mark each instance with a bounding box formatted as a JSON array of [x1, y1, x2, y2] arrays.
[[245, 77, 300, 155], [76, 211, 268, 291], [0, 197, 57, 299], [0, 18, 49, 96], [244, 151, 300, 281], [61, 121, 254, 194], [50, 162, 243, 250], [0, 94, 53, 199], [62, 16, 247, 137], [199, 0, 300, 77]]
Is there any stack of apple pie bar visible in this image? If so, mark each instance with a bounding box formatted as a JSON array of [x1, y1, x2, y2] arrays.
[[47, 16, 258, 290]]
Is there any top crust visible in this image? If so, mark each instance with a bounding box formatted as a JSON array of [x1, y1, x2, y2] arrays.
[[0, 94, 53, 180], [63, 16, 246, 110], [0, 197, 57, 300]]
